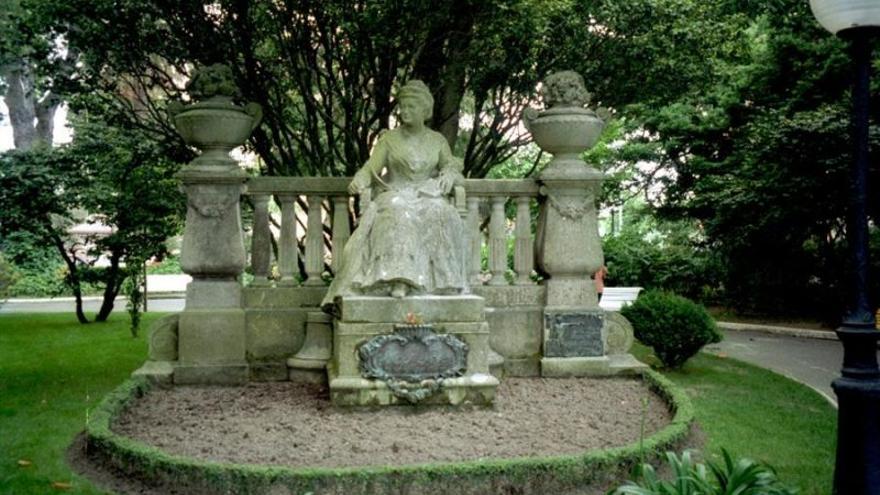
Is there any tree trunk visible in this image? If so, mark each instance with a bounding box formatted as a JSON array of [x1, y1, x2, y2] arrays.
[[95, 254, 123, 322], [412, 1, 476, 150], [1, 59, 58, 150], [50, 232, 90, 324]]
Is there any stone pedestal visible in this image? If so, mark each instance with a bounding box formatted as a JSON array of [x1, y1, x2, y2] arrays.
[[175, 268, 248, 385], [328, 295, 499, 406], [287, 311, 333, 384], [165, 85, 261, 385], [525, 70, 646, 377]]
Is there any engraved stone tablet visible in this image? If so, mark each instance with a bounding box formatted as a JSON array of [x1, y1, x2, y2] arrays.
[[358, 325, 468, 383], [544, 311, 605, 358]]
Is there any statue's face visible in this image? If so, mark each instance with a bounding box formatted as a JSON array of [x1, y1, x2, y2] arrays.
[[398, 97, 426, 125]]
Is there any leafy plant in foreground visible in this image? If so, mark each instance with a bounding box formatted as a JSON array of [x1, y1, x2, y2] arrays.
[[621, 290, 721, 368], [609, 450, 798, 495]]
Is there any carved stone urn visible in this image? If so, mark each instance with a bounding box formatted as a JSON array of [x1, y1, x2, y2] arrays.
[[171, 64, 262, 172], [523, 71, 605, 181]]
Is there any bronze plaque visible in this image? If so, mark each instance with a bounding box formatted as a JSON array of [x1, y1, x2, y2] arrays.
[[358, 325, 468, 383]]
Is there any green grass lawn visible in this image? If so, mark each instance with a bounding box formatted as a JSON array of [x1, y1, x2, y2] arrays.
[[0, 314, 836, 494], [632, 344, 836, 494], [0, 313, 162, 494]]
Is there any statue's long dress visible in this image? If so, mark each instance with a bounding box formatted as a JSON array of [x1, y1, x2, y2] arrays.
[[321, 128, 467, 309]]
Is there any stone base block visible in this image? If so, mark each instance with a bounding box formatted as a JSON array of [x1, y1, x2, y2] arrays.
[[608, 354, 650, 375], [540, 354, 648, 377], [131, 361, 175, 386], [178, 309, 247, 363], [329, 372, 498, 407], [185, 280, 241, 309], [543, 309, 605, 358], [544, 277, 597, 309], [330, 295, 497, 406], [541, 356, 611, 377], [333, 322, 491, 377], [488, 349, 505, 378], [288, 367, 328, 385], [503, 357, 541, 377], [336, 295, 485, 323], [249, 363, 289, 382], [174, 363, 249, 385]]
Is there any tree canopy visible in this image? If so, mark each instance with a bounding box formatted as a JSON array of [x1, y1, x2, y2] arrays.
[[4, 0, 879, 320], [23, 0, 748, 178]]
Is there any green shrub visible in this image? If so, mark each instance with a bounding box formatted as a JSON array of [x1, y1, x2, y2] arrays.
[[621, 290, 721, 368], [0, 253, 18, 301], [609, 450, 798, 495]]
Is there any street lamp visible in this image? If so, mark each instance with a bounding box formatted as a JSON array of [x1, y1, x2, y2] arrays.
[[810, 1, 880, 493]]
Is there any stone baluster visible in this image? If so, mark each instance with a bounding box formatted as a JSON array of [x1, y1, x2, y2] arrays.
[[513, 196, 534, 285], [331, 196, 351, 275], [303, 195, 325, 286], [487, 195, 509, 286], [249, 194, 272, 286], [466, 196, 483, 286], [277, 194, 299, 286]]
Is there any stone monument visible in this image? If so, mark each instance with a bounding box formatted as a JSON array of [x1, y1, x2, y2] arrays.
[[322, 80, 498, 406], [524, 71, 644, 376]]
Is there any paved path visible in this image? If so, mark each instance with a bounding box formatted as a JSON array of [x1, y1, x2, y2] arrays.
[[0, 297, 185, 314], [706, 329, 850, 407]]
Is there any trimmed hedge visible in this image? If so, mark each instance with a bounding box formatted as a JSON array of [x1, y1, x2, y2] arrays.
[[82, 371, 693, 495], [622, 290, 722, 369]]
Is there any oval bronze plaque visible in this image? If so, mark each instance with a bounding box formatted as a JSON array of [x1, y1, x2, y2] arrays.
[[358, 325, 468, 383]]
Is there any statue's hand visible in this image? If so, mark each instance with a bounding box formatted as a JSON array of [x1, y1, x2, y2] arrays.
[[438, 172, 457, 195], [348, 173, 371, 195]]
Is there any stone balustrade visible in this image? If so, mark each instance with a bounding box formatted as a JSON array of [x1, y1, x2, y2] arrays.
[[243, 177, 541, 288]]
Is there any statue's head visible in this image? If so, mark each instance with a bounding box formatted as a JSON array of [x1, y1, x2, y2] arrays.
[[396, 80, 434, 122]]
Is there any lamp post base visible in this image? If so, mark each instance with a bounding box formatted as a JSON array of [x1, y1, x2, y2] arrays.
[[833, 326, 880, 494]]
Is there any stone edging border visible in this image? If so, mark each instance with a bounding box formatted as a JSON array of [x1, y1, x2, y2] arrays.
[[83, 370, 694, 495], [717, 321, 838, 341]]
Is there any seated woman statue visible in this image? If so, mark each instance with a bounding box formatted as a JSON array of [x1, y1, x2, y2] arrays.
[[321, 80, 468, 311]]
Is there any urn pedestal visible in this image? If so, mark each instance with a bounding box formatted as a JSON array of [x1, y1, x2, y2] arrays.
[[172, 96, 261, 385], [524, 72, 646, 377]]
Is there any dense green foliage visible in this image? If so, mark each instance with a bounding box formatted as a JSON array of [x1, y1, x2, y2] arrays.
[[0, 119, 184, 323], [611, 450, 797, 495], [622, 291, 722, 368], [613, 2, 880, 318], [0, 252, 16, 301], [602, 204, 723, 303]]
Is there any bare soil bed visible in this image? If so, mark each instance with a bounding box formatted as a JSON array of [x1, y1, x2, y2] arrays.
[[113, 377, 672, 469]]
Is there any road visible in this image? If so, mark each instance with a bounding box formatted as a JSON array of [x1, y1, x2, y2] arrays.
[[706, 329, 850, 406]]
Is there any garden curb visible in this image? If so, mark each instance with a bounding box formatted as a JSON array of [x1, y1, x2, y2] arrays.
[[716, 321, 838, 341], [80, 370, 694, 495]]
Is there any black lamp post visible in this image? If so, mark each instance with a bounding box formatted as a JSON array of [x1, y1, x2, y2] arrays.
[[810, 1, 880, 493]]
